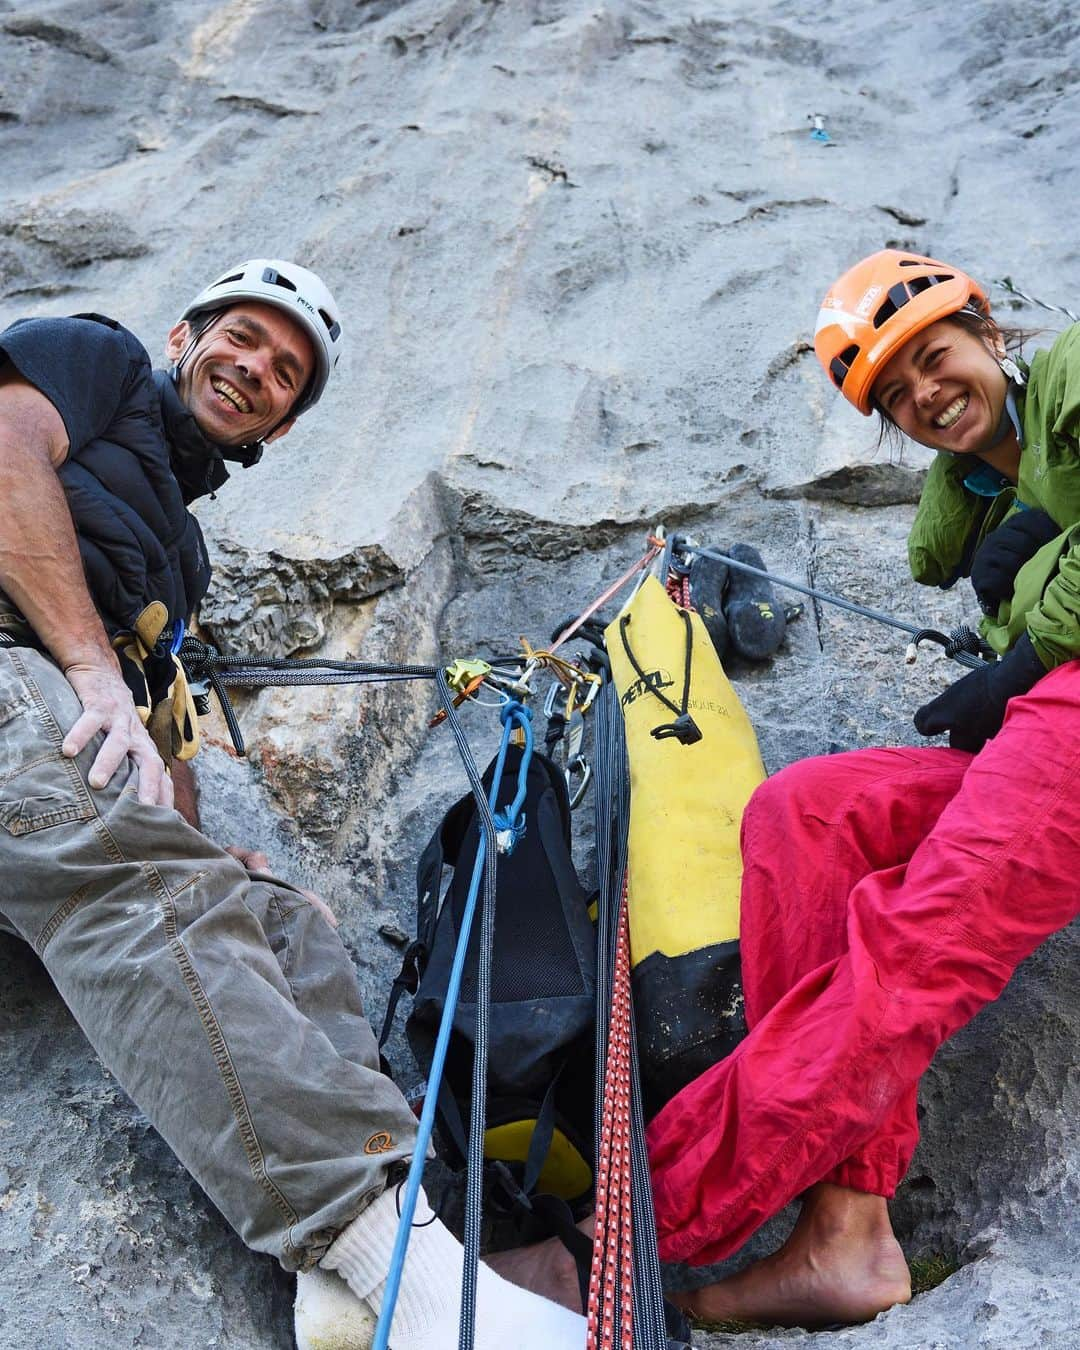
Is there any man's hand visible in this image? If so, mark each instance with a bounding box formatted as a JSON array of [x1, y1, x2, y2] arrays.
[[225, 846, 339, 928], [969, 509, 1060, 616], [914, 633, 1047, 752], [62, 662, 173, 808]]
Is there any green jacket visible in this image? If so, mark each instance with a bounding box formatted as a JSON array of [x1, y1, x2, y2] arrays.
[[907, 323, 1080, 669]]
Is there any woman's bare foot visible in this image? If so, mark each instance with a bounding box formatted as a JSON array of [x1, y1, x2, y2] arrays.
[[672, 1183, 911, 1329], [484, 1214, 595, 1313]]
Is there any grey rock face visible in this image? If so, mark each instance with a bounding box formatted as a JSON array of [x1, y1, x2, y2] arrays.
[[2, 1, 1079, 1347]]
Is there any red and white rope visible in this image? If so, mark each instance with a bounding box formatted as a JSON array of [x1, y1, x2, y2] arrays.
[[586, 879, 635, 1350]]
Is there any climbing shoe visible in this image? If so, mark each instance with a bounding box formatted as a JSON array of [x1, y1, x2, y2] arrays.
[[688, 550, 729, 660], [722, 543, 786, 661]]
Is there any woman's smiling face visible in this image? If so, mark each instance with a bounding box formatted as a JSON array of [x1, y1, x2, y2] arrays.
[[871, 318, 1009, 456]]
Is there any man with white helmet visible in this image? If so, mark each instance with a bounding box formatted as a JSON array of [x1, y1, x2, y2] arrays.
[[0, 261, 585, 1349]]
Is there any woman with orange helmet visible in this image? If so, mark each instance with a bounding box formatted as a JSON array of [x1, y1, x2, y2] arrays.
[[647, 249, 1080, 1330], [815, 247, 1080, 740]]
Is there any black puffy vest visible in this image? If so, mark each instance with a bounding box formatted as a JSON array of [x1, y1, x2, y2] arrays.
[[55, 317, 235, 643]]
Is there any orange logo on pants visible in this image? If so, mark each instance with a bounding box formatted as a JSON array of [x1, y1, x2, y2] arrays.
[[364, 1131, 394, 1155]]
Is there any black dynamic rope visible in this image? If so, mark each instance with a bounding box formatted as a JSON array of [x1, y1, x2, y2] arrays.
[[179, 634, 437, 681]]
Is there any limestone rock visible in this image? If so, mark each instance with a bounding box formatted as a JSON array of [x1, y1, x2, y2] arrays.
[[1, 1, 1079, 1347], [4, 205, 147, 268]]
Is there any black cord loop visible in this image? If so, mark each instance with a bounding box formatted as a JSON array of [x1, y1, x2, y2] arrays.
[[617, 610, 702, 746]]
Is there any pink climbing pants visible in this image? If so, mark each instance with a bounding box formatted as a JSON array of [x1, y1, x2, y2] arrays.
[[647, 658, 1080, 1267]]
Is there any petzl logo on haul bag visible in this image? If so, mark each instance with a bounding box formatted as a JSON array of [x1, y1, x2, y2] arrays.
[[621, 668, 674, 707]]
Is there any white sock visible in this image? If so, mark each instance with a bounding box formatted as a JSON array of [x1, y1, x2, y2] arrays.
[[321, 1186, 587, 1350], [294, 1265, 377, 1350]]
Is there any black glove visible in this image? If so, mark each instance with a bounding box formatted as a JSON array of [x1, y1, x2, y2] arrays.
[[914, 633, 1047, 753], [969, 509, 1060, 616]]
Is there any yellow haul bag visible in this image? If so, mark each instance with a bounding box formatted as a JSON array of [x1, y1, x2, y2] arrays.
[[605, 575, 765, 1112]]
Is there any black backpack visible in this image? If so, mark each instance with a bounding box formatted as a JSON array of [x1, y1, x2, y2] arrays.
[[381, 745, 597, 1235]]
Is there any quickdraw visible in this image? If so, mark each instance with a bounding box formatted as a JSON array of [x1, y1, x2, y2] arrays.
[[544, 681, 593, 808]]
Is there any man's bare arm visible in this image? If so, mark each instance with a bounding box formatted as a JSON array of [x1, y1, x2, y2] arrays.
[[0, 369, 172, 807]]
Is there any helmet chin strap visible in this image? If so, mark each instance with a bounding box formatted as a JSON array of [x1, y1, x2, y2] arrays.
[[168, 309, 265, 466]]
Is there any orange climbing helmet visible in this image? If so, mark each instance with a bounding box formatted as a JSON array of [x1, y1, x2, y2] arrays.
[[814, 249, 989, 414]]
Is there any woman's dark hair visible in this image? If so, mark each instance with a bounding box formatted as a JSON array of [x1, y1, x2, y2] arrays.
[[873, 309, 1047, 451]]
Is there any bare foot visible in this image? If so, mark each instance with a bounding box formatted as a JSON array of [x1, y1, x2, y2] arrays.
[[484, 1214, 595, 1313], [672, 1184, 911, 1329]]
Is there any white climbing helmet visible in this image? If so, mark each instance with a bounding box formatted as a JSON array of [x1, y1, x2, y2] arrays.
[[179, 259, 344, 416]]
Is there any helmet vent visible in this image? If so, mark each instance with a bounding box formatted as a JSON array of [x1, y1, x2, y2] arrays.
[[319, 308, 342, 341], [215, 272, 245, 286], [872, 274, 954, 328], [829, 343, 860, 389], [260, 267, 298, 293]]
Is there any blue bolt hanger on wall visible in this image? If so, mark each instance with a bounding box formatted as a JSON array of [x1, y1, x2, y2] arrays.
[[808, 112, 831, 143]]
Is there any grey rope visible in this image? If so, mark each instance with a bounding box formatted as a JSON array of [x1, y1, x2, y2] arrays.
[[688, 545, 988, 670], [629, 1010, 676, 1348], [592, 683, 618, 1135], [180, 636, 437, 682], [179, 635, 438, 756], [993, 277, 1080, 325]]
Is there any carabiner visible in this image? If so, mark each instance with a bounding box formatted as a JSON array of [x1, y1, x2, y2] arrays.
[[567, 754, 592, 810]]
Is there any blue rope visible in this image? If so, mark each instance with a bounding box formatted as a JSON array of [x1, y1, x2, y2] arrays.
[[491, 702, 533, 855], [373, 694, 532, 1350]]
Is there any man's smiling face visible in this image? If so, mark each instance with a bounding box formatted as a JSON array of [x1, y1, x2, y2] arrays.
[[166, 302, 316, 446]]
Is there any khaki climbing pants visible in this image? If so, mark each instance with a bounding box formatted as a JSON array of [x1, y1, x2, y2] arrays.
[[0, 646, 419, 1270]]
